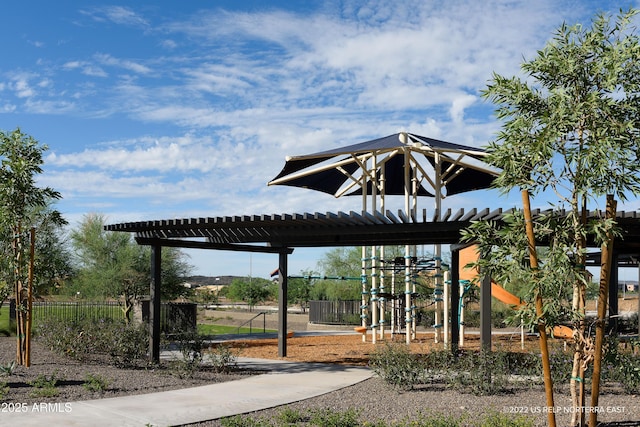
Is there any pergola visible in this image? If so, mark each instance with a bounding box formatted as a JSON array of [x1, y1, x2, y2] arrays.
[[105, 207, 640, 363]]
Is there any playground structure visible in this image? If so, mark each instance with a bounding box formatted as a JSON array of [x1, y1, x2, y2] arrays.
[[352, 242, 574, 348], [356, 253, 446, 343], [268, 132, 498, 345]]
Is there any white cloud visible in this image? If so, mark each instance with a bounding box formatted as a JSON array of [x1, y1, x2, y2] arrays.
[[82, 6, 149, 28], [94, 53, 151, 75]]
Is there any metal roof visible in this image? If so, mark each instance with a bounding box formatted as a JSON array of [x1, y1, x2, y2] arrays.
[[105, 207, 640, 254]]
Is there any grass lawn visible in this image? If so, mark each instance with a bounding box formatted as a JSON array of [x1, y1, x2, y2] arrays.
[[197, 323, 276, 336], [0, 308, 13, 336]]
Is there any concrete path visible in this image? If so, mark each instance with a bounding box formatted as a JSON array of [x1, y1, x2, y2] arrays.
[[8, 357, 373, 427]]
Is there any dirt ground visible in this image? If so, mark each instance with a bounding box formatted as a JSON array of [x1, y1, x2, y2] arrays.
[[224, 332, 548, 364], [204, 300, 639, 363]]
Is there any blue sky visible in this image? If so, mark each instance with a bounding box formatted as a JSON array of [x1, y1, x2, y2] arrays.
[[2, 0, 639, 279]]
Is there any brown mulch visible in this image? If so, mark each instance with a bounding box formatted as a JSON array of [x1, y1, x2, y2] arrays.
[[225, 331, 542, 364]]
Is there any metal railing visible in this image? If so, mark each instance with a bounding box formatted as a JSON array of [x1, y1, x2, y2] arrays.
[[235, 311, 267, 334]]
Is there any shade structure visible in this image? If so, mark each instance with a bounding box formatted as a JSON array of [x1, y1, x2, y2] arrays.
[[268, 132, 498, 206], [268, 132, 499, 346]]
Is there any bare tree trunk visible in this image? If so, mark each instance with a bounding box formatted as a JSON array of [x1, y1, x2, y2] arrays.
[[571, 199, 588, 426], [13, 223, 27, 366], [522, 190, 556, 427], [590, 195, 616, 427]]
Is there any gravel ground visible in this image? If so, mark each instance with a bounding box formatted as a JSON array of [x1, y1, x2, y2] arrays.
[[0, 336, 255, 406], [2, 308, 639, 426], [184, 377, 640, 427]]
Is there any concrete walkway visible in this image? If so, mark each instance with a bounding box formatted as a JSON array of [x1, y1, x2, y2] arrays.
[[9, 357, 373, 427]]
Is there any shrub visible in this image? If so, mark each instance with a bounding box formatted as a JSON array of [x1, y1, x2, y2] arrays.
[[450, 350, 510, 396], [308, 408, 361, 427], [165, 330, 205, 378], [29, 371, 61, 398], [0, 380, 8, 399], [83, 373, 110, 392], [0, 360, 16, 376], [207, 344, 239, 373], [36, 317, 149, 367], [369, 343, 425, 390], [109, 321, 149, 368]]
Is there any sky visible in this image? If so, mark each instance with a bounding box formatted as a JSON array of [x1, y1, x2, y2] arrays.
[[2, 0, 639, 279]]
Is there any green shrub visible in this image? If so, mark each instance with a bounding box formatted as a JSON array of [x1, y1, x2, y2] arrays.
[[276, 408, 306, 424], [603, 338, 640, 394], [29, 371, 60, 398], [207, 344, 239, 373], [165, 330, 205, 378], [83, 373, 110, 392], [450, 350, 510, 396], [220, 415, 269, 427], [0, 380, 8, 399], [36, 317, 148, 368], [369, 343, 425, 390], [0, 360, 16, 376], [307, 408, 361, 427]]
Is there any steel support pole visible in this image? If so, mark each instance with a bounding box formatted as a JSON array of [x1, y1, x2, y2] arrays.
[[278, 250, 288, 357], [150, 244, 162, 364]]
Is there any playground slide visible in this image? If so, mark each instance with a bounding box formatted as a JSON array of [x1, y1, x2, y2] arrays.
[[459, 245, 573, 339]]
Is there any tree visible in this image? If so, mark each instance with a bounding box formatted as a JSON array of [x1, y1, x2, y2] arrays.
[[467, 9, 640, 426], [287, 270, 317, 312], [25, 204, 73, 296], [70, 213, 192, 322], [314, 246, 441, 301], [225, 277, 272, 311], [0, 128, 65, 366]]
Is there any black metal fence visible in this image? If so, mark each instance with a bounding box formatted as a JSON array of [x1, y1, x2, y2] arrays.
[[10, 299, 197, 333], [309, 300, 361, 325]]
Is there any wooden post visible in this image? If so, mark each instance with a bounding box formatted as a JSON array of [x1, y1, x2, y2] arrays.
[[149, 245, 162, 364], [590, 195, 616, 427], [522, 189, 556, 427], [278, 250, 288, 357]]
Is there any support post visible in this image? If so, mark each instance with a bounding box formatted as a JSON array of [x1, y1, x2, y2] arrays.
[[149, 244, 162, 364], [480, 274, 492, 352], [278, 250, 288, 357], [450, 246, 460, 354], [443, 270, 450, 349], [608, 251, 619, 335]]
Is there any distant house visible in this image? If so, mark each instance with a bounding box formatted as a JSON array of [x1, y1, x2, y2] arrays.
[[617, 281, 639, 292], [182, 275, 249, 294]]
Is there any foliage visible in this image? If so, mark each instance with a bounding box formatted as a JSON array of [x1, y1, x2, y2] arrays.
[[603, 337, 640, 394], [307, 408, 361, 427], [0, 128, 65, 364], [287, 270, 316, 311], [225, 277, 273, 310], [369, 343, 608, 397], [69, 213, 192, 322], [0, 380, 7, 400], [469, 8, 640, 423], [313, 246, 443, 302], [36, 316, 149, 367], [166, 329, 205, 378], [369, 343, 426, 390], [220, 407, 535, 427], [206, 344, 239, 373], [0, 360, 16, 376], [28, 370, 60, 397], [83, 373, 110, 392]]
